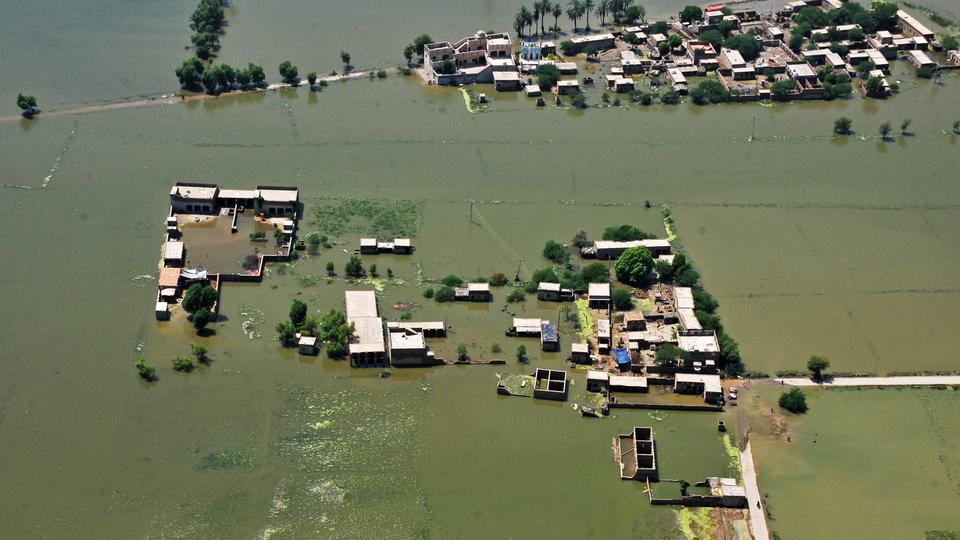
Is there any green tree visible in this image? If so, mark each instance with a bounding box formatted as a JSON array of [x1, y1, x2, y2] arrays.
[[403, 44, 415, 64], [916, 65, 934, 79], [457, 343, 469, 361], [201, 70, 217, 93], [624, 4, 644, 24], [135, 356, 157, 381], [441, 274, 464, 287], [879, 121, 892, 140], [679, 5, 702, 23], [507, 288, 526, 302], [655, 344, 681, 365], [942, 35, 959, 51], [834, 116, 853, 135], [516, 344, 528, 362], [580, 262, 610, 284], [612, 287, 634, 310], [692, 289, 718, 313], [789, 26, 807, 52], [248, 63, 266, 85], [435, 286, 455, 302], [807, 355, 830, 381], [175, 57, 205, 90], [325, 261, 336, 276], [423, 286, 435, 298], [276, 321, 296, 346], [278, 60, 299, 83], [491, 341, 503, 353], [572, 229, 590, 248], [654, 259, 673, 281], [698, 29, 724, 50], [668, 34, 683, 49], [543, 240, 568, 263], [172, 356, 195, 372], [192, 307, 212, 332], [615, 246, 654, 285], [318, 309, 352, 357], [559, 39, 577, 56], [182, 283, 217, 314], [340, 51, 351, 70], [659, 90, 680, 104], [602, 224, 654, 241], [657, 42, 670, 56], [412, 34, 433, 54], [771, 78, 796, 96], [779, 388, 808, 413], [345, 255, 364, 277], [865, 75, 886, 97], [691, 79, 730, 104], [289, 299, 308, 327], [900, 118, 911, 135], [307, 72, 318, 88], [191, 342, 208, 363], [489, 272, 509, 286], [537, 64, 562, 90], [723, 33, 762, 60]]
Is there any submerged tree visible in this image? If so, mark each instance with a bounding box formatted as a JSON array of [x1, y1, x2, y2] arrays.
[[135, 356, 157, 381], [807, 355, 830, 382], [833, 116, 853, 135], [879, 121, 892, 141], [340, 50, 352, 71], [16, 93, 38, 118], [278, 60, 299, 84]]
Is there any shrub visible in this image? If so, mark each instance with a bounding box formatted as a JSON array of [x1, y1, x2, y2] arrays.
[[457, 344, 469, 361], [612, 287, 634, 310], [376, 69, 388, 79], [570, 91, 588, 109], [516, 345, 528, 362], [833, 116, 853, 135], [440, 274, 464, 287], [435, 286, 455, 302], [655, 344, 682, 365], [489, 272, 509, 286], [276, 321, 297, 346], [190, 342, 208, 363], [173, 356, 195, 372], [182, 283, 217, 314], [135, 357, 157, 381], [559, 40, 577, 56], [326, 261, 336, 276], [423, 287, 435, 299], [602, 225, 654, 241], [779, 388, 808, 413], [507, 288, 526, 303], [536, 64, 562, 90], [807, 355, 830, 381], [659, 90, 680, 104], [345, 256, 364, 277], [289, 300, 308, 327], [542, 240, 568, 263], [771, 79, 796, 96], [491, 342, 502, 354], [916, 66, 934, 79]]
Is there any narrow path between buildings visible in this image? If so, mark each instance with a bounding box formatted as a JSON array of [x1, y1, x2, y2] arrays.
[[740, 441, 769, 540]]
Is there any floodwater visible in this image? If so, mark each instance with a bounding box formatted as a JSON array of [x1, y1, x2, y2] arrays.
[[3, 0, 960, 537], [745, 385, 960, 539]]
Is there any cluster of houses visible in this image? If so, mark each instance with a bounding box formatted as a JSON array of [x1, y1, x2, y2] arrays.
[[422, 3, 957, 101], [155, 182, 299, 321], [344, 290, 447, 367]]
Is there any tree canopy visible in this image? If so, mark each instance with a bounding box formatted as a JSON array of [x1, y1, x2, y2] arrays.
[[615, 246, 654, 285], [723, 33, 762, 60], [182, 283, 217, 314], [612, 287, 634, 310], [542, 240, 569, 263], [536, 64, 562, 90], [602, 224, 655, 241], [278, 60, 299, 83], [679, 5, 703, 23], [834, 116, 853, 135], [289, 300, 308, 328], [318, 309, 353, 357], [690, 79, 730, 104], [807, 355, 830, 381]]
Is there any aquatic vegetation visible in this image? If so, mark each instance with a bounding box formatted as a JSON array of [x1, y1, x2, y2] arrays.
[[199, 448, 257, 470], [311, 197, 420, 239], [296, 273, 324, 287], [722, 434, 742, 480], [574, 299, 594, 341], [239, 306, 265, 339], [677, 507, 716, 540]]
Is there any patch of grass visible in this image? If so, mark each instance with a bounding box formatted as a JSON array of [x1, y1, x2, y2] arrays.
[[574, 298, 594, 341], [199, 448, 257, 470], [678, 507, 716, 540], [310, 197, 421, 239]]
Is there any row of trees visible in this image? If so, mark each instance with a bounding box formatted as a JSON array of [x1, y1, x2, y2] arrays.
[[182, 282, 218, 332], [176, 58, 267, 92], [514, 0, 646, 37], [189, 0, 226, 61], [402, 34, 433, 65]]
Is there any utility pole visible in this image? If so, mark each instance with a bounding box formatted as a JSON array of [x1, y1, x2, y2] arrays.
[[751, 113, 757, 142], [514, 259, 524, 282], [469, 199, 475, 225]]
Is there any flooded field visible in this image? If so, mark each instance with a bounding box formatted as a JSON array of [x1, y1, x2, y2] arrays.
[[745, 385, 960, 539], [3, 0, 960, 535], [179, 211, 273, 274]]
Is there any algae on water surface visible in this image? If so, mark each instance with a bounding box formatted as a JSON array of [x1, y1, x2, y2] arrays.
[[310, 197, 421, 239]]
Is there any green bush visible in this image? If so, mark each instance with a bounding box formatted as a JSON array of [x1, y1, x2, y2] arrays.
[[423, 287, 435, 299], [173, 356, 195, 372], [192, 307, 212, 332], [778, 388, 808, 413], [612, 287, 634, 310], [542, 240, 568, 263], [435, 286, 455, 302], [602, 225, 654, 241], [441, 274, 464, 287], [135, 357, 157, 381], [345, 255, 364, 277], [489, 272, 509, 286], [507, 288, 526, 303], [615, 246, 654, 286]]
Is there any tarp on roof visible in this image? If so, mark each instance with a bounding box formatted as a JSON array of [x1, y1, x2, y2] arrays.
[[181, 268, 208, 281], [613, 348, 631, 365]]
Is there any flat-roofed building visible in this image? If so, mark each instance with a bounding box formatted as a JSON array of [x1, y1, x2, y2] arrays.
[[388, 328, 435, 366], [510, 318, 548, 336], [674, 372, 723, 404], [905, 49, 936, 69], [557, 79, 581, 94], [678, 309, 702, 331], [588, 283, 611, 309], [610, 374, 648, 393], [720, 48, 746, 70], [624, 311, 646, 331], [556, 62, 579, 74], [256, 185, 299, 217], [386, 321, 446, 337], [170, 182, 218, 214], [345, 290, 386, 367], [298, 335, 319, 355], [673, 286, 694, 310], [454, 282, 492, 302], [493, 70, 522, 91], [591, 239, 672, 260], [570, 33, 616, 52], [596, 318, 612, 353], [897, 9, 934, 41], [571, 342, 591, 364], [537, 281, 574, 301], [533, 368, 568, 400], [163, 241, 185, 266], [586, 370, 609, 391], [541, 323, 559, 351], [678, 329, 720, 364], [423, 30, 515, 85]]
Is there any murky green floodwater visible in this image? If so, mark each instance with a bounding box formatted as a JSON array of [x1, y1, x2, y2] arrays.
[[3, 0, 960, 537], [747, 385, 960, 539]]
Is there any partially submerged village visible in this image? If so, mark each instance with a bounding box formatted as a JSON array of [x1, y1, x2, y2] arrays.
[[416, 0, 957, 106], [151, 180, 757, 534]]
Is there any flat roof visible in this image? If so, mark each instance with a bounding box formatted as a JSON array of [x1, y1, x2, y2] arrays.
[[594, 239, 671, 251], [488, 37, 511, 46], [171, 183, 217, 200], [624, 311, 645, 321], [678, 332, 720, 353], [678, 309, 702, 331], [596, 319, 611, 338], [349, 317, 385, 353], [164, 241, 184, 260], [571, 33, 614, 44], [389, 330, 425, 350], [298, 335, 318, 346], [610, 375, 648, 388], [493, 71, 520, 81], [572, 343, 590, 353], [345, 290, 379, 319], [675, 372, 722, 392], [394, 238, 411, 247], [588, 282, 610, 297], [467, 282, 490, 292], [257, 186, 299, 203], [159, 267, 181, 288], [538, 282, 561, 292], [674, 286, 694, 310], [897, 9, 934, 36], [587, 370, 608, 380], [557, 79, 580, 86], [218, 188, 257, 200], [489, 58, 517, 67], [721, 48, 746, 66], [787, 62, 817, 78], [513, 318, 547, 333], [386, 321, 445, 331]]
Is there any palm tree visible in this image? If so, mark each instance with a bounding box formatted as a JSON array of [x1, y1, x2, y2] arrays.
[[533, 0, 547, 35], [514, 11, 526, 37], [532, 5, 541, 36], [552, 2, 562, 33], [635, 3, 646, 23], [596, 0, 610, 26], [520, 6, 533, 36], [583, 0, 595, 29], [567, 0, 583, 31]]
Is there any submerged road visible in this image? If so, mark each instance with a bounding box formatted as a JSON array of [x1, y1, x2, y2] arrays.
[[740, 441, 770, 540], [776, 376, 960, 387]]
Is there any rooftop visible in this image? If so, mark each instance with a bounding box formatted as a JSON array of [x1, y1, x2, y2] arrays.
[[170, 183, 217, 200], [256, 186, 299, 203], [345, 290, 379, 319], [164, 241, 184, 260], [389, 330, 426, 350], [589, 283, 611, 297], [678, 331, 720, 353]]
